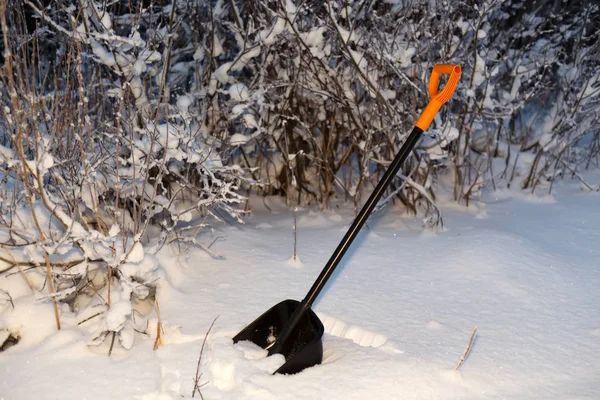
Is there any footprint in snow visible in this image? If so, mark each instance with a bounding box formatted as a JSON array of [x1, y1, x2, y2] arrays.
[[319, 312, 402, 354]]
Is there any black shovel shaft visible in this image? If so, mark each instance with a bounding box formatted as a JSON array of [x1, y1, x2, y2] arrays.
[[304, 126, 424, 306], [268, 126, 424, 356]]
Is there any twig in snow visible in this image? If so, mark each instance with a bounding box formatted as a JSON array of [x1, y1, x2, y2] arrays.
[[170, 236, 224, 259], [77, 311, 104, 326], [293, 206, 298, 261], [108, 331, 116, 356], [207, 236, 225, 250], [555, 157, 598, 192], [192, 316, 218, 398], [455, 327, 477, 371], [0, 289, 14, 309]]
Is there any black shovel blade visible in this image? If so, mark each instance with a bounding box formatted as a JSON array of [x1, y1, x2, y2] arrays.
[[232, 299, 324, 375]]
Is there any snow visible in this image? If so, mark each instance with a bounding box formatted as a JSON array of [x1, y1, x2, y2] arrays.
[[227, 83, 250, 102], [231, 47, 261, 72], [261, 17, 288, 46], [473, 52, 486, 86], [176, 95, 193, 116], [125, 241, 145, 264], [0, 299, 58, 350], [286, 255, 304, 268], [230, 133, 250, 146], [178, 211, 193, 223], [39, 153, 54, 172], [120, 253, 160, 283], [109, 224, 121, 237], [100, 11, 112, 30], [105, 300, 132, 332], [1, 178, 600, 399], [381, 89, 396, 100], [193, 46, 205, 62], [396, 46, 416, 68], [213, 62, 233, 85], [91, 41, 116, 67], [242, 114, 259, 129], [212, 35, 224, 57]]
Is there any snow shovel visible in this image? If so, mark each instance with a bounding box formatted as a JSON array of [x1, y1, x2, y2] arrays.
[[233, 64, 462, 374]]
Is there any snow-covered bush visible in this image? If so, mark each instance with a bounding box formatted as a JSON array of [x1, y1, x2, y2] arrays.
[[5, 1, 600, 213], [439, 0, 600, 199], [0, 0, 248, 350], [176, 0, 599, 213]]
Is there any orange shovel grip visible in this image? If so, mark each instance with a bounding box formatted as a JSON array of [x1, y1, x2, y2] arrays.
[[415, 64, 461, 131]]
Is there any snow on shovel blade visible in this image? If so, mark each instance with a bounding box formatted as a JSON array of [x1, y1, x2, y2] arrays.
[[232, 299, 324, 375]]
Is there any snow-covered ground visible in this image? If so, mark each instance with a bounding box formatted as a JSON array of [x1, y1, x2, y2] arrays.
[[1, 179, 599, 400]]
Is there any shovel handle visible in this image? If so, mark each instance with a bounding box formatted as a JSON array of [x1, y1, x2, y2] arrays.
[[415, 64, 462, 131], [300, 64, 461, 307], [303, 63, 461, 302]]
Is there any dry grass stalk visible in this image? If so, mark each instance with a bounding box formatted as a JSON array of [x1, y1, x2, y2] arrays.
[[108, 332, 116, 356], [192, 316, 218, 399], [455, 326, 477, 371], [45, 254, 61, 331], [107, 267, 112, 307], [153, 300, 163, 351], [293, 206, 298, 261]]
